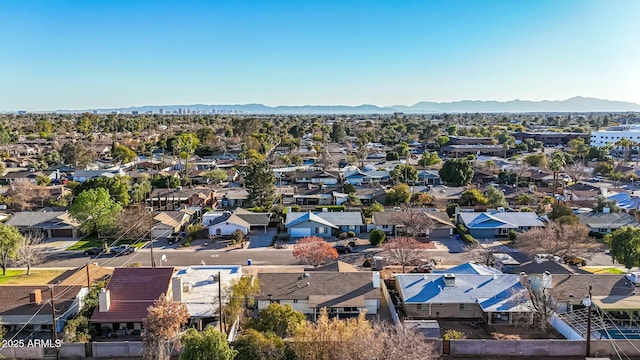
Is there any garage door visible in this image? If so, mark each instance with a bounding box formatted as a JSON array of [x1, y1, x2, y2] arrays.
[[290, 228, 311, 238], [153, 229, 173, 239], [50, 229, 75, 238]]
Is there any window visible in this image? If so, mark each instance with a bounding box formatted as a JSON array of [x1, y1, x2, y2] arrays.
[[317, 227, 327, 234], [127, 322, 135, 330], [348, 225, 356, 231], [498, 228, 509, 235], [293, 299, 298, 303], [459, 303, 470, 311], [343, 307, 359, 312]]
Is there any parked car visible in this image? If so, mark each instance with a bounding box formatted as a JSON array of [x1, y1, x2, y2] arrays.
[[535, 253, 561, 263], [563, 255, 586, 266], [167, 233, 184, 245], [110, 245, 136, 256], [84, 247, 105, 256], [334, 244, 355, 254], [410, 263, 434, 273]]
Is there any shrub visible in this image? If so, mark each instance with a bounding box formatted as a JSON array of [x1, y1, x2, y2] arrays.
[[461, 233, 479, 246], [443, 329, 465, 340], [508, 230, 517, 241], [338, 232, 348, 240], [446, 203, 459, 218], [347, 231, 356, 238], [369, 229, 386, 246]]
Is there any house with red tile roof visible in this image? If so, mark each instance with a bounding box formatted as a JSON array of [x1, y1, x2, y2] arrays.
[[90, 267, 174, 337]]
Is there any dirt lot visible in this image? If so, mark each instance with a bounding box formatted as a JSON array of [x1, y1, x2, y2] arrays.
[[438, 320, 564, 340]]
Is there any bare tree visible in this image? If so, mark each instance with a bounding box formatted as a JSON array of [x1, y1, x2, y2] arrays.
[[392, 203, 434, 238], [115, 204, 153, 240], [5, 180, 51, 210], [368, 322, 437, 360], [464, 241, 496, 266], [384, 237, 428, 273], [143, 294, 189, 360], [512, 274, 554, 331], [516, 222, 595, 258], [564, 162, 590, 184], [16, 232, 44, 275]]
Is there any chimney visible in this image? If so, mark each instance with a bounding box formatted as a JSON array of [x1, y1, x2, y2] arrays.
[[98, 289, 111, 312], [29, 289, 42, 304], [444, 274, 456, 287], [372, 271, 380, 289], [172, 277, 183, 302], [519, 272, 529, 287], [542, 271, 552, 289]]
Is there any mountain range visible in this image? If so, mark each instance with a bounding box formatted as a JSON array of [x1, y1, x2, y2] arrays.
[[55, 96, 640, 115]]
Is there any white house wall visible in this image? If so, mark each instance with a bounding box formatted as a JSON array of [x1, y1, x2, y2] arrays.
[[208, 223, 248, 236]]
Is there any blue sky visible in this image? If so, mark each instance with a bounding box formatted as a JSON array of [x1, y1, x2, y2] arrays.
[[1, 0, 638, 111]]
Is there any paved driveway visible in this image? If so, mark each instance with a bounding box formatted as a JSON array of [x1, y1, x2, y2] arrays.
[[248, 228, 277, 249]]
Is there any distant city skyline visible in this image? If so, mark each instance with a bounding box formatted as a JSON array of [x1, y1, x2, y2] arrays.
[[0, 0, 638, 111]]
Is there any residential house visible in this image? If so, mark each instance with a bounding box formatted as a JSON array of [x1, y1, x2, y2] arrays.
[[152, 211, 191, 238], [417, 170, 441, 186], [565, 183, 601, 202], [577, 212, 640, 236], [150, 187, 215, 210], [0, 285, 86, 335], [71, 169, 126, 183], [285, 211, 364, 238], [204, 208, 271, 236], [456, 211, 545, 239], [545, 274, 636, 313], [90, 267, 174, 336], [290, 170, 341, 185], [431, 262, 503, 275], [514, 260, 574, 276], [6, 211, 81, 238], [3, 157, 32, 169], [172, 266, 242, 330], [370, 211, 455, 238], [1, 170, 44, 184], [344, 170, 391, 186], [424, 185, 465, 202], [395, 273, 530, 325], [255, 271, 381, 320], [216, 188, 249, 208], [353, 188, 387, 206], [292, 184, 340, 206]]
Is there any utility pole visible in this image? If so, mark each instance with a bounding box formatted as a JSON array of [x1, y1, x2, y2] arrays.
[[50, 286, 58, 343], [86, 263, 91, 288], [218, 271, 223, 333], [585, 284, 593, 357], [150, 226, 156, 268]]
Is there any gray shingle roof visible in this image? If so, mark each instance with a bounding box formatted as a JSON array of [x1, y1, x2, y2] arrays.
[[256, 272, 380, 303], [577, 212, 640, 229]]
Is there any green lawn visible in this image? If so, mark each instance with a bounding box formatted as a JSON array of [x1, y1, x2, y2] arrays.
[[66, 235, 105, 251], [0, 269, 66, 284], [117, 239, 148, 249], [582, 267, 626, 275]]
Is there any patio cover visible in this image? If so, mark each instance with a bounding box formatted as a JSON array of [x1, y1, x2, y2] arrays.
[[593, 296, 640, 311], [308, 295, 366, 308]]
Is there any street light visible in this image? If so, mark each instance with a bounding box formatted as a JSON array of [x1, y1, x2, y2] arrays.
[[582, 284, 593, 357]]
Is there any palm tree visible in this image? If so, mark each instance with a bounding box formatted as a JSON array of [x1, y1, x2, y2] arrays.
[[548, 151, 566, 199]]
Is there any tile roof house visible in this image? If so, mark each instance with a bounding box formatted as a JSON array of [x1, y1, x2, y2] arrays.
[[0, 285, 85, 334], [395, 273, 530, 325], [456, 211, 545, 239], [6, 211, 81, 238], [285, 211, 364, 238], [255, 271, 382, 320], [577, 212, 640, 235], [370, 211, 455, 238], [90, 267, 174, 336]]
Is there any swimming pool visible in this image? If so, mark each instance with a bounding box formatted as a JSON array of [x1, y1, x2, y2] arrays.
[[601, 329, 640, 340]]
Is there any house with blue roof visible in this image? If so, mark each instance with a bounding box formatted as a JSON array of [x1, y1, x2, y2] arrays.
[[395, 273, 531, 325], [285, 211, 365, 238], [456, 211, 545, 239]]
